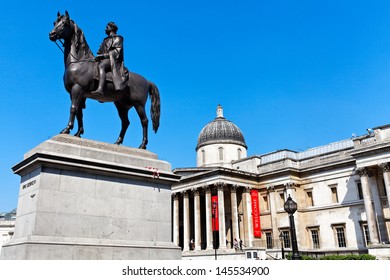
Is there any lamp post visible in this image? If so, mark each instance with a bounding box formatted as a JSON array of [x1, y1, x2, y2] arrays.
[[279, 231, 285, 260], [212, 200, 218, 260], [284, 195, 301, 260]]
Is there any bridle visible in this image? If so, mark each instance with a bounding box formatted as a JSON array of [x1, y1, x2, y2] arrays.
[[51, 21, 95, 65]]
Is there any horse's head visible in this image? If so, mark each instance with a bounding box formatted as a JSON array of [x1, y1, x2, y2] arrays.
[[49, 11, 71, 42]]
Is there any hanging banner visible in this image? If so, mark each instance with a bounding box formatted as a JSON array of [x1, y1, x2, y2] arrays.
[[251, 189, 261, 237], [211, 195, 219, 231]]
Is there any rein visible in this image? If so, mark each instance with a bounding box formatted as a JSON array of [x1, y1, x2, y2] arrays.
[[53, 38, 95, 65]]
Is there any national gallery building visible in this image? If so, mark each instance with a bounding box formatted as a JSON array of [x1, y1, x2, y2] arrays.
[[171, 105, 390, 260]]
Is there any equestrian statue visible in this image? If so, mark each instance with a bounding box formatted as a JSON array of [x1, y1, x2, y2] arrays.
[[49, 11, 160, 149]]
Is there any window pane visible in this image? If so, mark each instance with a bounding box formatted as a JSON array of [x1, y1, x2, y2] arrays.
[[336, 227, 346, 247], [311, 229, 320, 249], [283, 231, 291, 248], [266, 232, 273, 249], [357, 182, 363, 200], [363, 225, 370, 246]]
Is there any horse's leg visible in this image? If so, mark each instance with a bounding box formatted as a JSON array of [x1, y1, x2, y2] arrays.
[[114, 101, 130, 145], [60, 84, 83, 135], [134, 103, 149, 149], [74, 98, 85, 137]]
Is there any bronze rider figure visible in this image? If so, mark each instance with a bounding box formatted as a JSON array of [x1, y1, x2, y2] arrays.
[[92, 22, 128, 95]]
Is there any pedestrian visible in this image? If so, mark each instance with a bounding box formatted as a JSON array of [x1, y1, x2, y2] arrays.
[[233, 238, 239, 250]]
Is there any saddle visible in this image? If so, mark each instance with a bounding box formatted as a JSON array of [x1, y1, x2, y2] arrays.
[[92, 62, 129, 85]]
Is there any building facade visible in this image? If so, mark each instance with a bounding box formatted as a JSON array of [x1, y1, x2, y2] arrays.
[[171, 105, 390, 260], [0, 210, 16, 255]]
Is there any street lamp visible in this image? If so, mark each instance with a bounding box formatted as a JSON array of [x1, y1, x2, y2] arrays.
[[279, 231, 285, 260], [284, 195, 301, 260], [212, 200, 218, 260]]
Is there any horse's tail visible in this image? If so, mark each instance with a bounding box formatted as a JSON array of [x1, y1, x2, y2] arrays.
[[149, 81, 160, 133]]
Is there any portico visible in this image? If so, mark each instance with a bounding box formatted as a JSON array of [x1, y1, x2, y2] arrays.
[[172, 181, 257, 253]]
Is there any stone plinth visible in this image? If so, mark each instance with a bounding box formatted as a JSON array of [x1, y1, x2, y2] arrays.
[[1, 135, 181, 260]]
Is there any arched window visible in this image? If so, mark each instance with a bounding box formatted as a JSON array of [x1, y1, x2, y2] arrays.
[[201, 149, 206, 164], [237, 148, 242, 160], [218, 147, 224, 161]]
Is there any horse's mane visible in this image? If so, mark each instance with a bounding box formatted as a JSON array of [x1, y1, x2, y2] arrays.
[[71, 20, 94, 59]]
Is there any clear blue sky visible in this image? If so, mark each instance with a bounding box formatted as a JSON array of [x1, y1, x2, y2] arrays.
[[1, 0, 390, 212]]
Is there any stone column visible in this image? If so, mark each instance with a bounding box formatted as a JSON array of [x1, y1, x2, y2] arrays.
[[380, 163, 390, 210], [217, 182, 227, 249], [172, 193, 180, 246], [356, 168, 380, 245], [243, 187, 254, 248], [231, 185, 240, 243], [204, 186, 213, 250], [183, 191, 190, 251], [368, 168, 387, 243], [193, 188, 202, 251], [268, 186, 279, 243]]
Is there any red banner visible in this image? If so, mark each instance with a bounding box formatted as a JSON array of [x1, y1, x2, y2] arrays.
[[251, 189, 261, 237], [211, 195, 219, 231]]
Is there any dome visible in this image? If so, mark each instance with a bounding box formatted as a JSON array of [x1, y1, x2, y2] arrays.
[[196, 105, 247, 150]]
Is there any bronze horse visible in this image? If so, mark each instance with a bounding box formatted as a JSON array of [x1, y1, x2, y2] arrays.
[[49, 11, 160, 149]]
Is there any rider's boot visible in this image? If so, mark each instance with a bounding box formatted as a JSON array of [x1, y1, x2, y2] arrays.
[[91, 70, 105, 96]]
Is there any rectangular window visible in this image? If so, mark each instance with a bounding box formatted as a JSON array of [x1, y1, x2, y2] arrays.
[[282, 230, 291, 248], [362, 224, 370, 246], [357, 182, 363, 200], [332, 225, 347, 248], [279, 193, 285, 209], [310, 229, 320, 249], [382, 178, 387, 196], [330, 186, 339, 203], [306, 190, 314, 206], [265, 232, 273, 249], [262, 195, 269, 211]]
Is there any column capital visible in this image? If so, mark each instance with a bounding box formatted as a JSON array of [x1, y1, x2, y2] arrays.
[[243, 186, 252, 193], [356, 167, 374, 177], [215, 181, 226, 191], [231, 184, 239, 193], [182, 190, 189, 198], [379, 163, 390, 173], [172, 193, 179, 200], [266, 185, 276, 192], [202, 185, 211, 193], [284, 182, 299, 189], [191, 188, 200, 196]]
